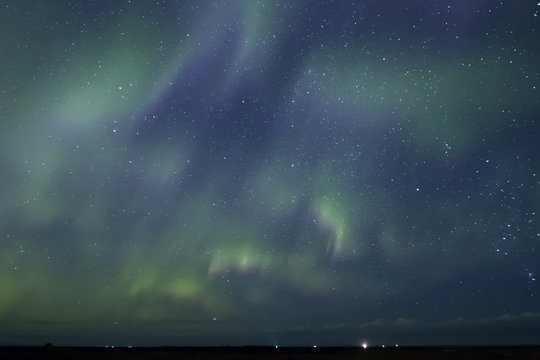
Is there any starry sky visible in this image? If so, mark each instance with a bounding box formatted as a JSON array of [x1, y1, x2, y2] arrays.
[[1, 0, 539, 347]]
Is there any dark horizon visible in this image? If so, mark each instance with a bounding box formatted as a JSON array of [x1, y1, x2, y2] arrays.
[[1, 0, 539, 347], [2, 345, 540, 360], [3, 312, 540, 347]]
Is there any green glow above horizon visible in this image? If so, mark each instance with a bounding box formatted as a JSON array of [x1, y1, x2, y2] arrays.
[[0, 0, 538, 346]]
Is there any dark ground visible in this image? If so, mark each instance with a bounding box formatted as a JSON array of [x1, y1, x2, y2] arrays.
[[1, 346, 540, 360]]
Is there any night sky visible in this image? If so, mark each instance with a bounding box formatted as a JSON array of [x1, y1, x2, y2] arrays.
[[1, 0, 539, 347]]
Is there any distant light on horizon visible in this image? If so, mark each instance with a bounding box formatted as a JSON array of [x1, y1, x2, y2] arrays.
[[362, 342, 368, 349]]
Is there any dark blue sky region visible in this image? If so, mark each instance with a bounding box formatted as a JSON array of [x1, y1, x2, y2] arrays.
[[0, 0, 539, 346]]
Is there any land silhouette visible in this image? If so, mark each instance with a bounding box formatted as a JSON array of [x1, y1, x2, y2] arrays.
[[0, 344, 539, 359]]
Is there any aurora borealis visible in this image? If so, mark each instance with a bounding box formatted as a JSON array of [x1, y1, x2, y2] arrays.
[[1, 0, 539, 346]]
